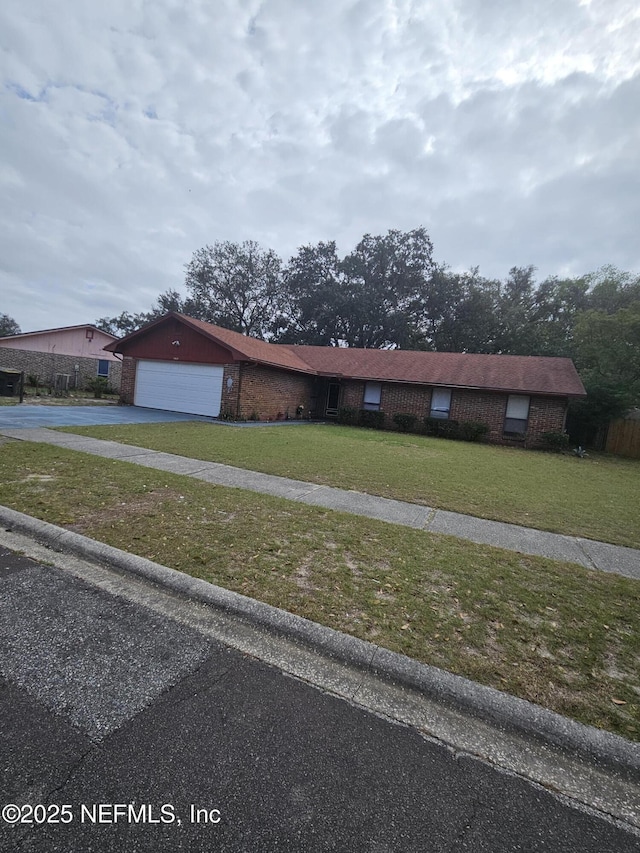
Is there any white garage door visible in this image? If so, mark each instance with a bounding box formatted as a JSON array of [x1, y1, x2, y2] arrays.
[[134, 360, 223, 417]]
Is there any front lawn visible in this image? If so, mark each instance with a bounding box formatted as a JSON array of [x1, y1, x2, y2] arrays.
[[0, 440, 638, 740], [59, 422, 640, 548]]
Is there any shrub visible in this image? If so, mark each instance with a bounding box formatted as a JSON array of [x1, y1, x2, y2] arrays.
[[86, 377, 109, 398], [439, 420, 460, 440], [422, 416, 442, 437], [458, 421, 490, 442], [540, 431, 570, 452], [423, 417, 460, 439], [359, 409, 385, 430], [337, 406, 360, 426], [392, 413, 419, 433]]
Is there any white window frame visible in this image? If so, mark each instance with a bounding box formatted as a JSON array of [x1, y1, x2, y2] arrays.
[[504, 395, 530, 435], [97, 359, 110, 378], [430, 388, 452, 419], [363, 382, 382, 411]]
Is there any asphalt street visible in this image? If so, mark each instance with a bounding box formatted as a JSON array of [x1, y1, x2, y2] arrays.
[[1, 543, 638, 853]]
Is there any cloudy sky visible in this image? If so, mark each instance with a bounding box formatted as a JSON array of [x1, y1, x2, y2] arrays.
[[1, 0, 639, 333]]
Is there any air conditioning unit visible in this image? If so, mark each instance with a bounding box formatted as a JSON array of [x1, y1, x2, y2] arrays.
[[54, 373, 71, 391]]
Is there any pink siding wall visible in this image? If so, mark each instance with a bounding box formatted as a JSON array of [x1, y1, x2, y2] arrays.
[[0, 329, 119, 361]]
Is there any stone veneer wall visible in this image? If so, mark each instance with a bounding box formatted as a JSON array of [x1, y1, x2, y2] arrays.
[[0, 347, 122, 392]]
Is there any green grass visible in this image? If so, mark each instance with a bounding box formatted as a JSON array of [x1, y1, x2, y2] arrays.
[[58, 422, 640, 548], [1, 439, 639, 741]]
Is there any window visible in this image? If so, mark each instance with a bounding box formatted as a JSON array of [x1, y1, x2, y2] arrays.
[[430, 388, 452, 419], [363, 382, 382, 411], [504, 395, 530, 435], [97, 360, 110, 378]]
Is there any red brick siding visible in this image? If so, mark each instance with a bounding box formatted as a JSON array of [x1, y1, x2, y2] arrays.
[[220, 363, 241, 418], [450, 390, 506, 441], [341, 380, 432, 421], [338, 379, 566, 446], [236, 364, 314, 421], [526, 397, 567, 446], [120, 357, 137, 403], [340, 382, 363, 409]]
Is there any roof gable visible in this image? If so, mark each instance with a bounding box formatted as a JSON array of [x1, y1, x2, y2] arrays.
[[0, 324, 117, 343]]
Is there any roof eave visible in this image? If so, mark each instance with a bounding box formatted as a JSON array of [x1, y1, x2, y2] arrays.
[[315, 373, 585, 396]]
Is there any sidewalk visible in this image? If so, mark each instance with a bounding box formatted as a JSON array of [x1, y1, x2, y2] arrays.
[[2, 426, 640, 580]]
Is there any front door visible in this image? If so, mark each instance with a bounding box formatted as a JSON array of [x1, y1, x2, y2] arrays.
[[325, 382, 340, 417]]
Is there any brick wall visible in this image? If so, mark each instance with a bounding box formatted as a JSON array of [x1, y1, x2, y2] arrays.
[[120, 357, 137, 403], [0, 347, 122, 392], [236, 364, 314, 421], [450, 390, 506, 441], [220, 363, 241, 418], [338, 379, 566, 446], [526, 397, 567, 446]]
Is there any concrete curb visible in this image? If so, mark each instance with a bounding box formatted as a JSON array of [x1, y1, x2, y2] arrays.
[[2, 503, 639, 781]]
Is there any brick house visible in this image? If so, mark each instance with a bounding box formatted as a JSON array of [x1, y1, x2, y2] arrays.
[[107, 312, 586, 447], [0, 325, 122, 392]]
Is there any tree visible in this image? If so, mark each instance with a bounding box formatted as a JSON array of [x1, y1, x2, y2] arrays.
[[184, 240, 283, 339], [0, 313, 20, 337], [337, 227, 435, 348], [567, 382, 633, 447], [151, 289, 203, 319], [275, 241, 344, 345], [573, 302, 640, 398], [95, 311, 152, 337], [529, 276, 590, 357], [567, 300, 640, 445], [494, 265, 539, 354], [416, 266, 501, 353], [584, 265, 640, 314]]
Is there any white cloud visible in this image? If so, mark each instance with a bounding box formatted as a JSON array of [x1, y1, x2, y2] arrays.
[[0, 0, 638, 331]]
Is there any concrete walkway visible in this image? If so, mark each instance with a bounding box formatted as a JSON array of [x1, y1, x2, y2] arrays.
[[2, 426, 639, 580]]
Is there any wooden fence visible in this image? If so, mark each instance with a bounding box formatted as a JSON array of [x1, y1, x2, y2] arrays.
[[605, 414, 640, 459]]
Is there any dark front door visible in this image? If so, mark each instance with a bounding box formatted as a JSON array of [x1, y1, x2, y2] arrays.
[[325, 382, 340, 417]]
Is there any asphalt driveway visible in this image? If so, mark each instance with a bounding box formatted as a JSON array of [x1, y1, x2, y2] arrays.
[[0, 405, 214, 429]]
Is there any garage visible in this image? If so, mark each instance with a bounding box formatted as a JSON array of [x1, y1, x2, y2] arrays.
[[134, 360, 223, 417]]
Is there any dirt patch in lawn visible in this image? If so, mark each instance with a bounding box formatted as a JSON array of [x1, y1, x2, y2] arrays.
[[67, 489, 183, 535]]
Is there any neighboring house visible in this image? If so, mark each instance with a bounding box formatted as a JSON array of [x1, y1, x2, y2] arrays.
[[0, 325, 122, 392], [107, 312, 586, 447]]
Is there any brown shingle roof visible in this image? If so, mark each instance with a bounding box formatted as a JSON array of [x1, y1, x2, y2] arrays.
[[180, 317, 312, 373], [289, 346, 586, 396]]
